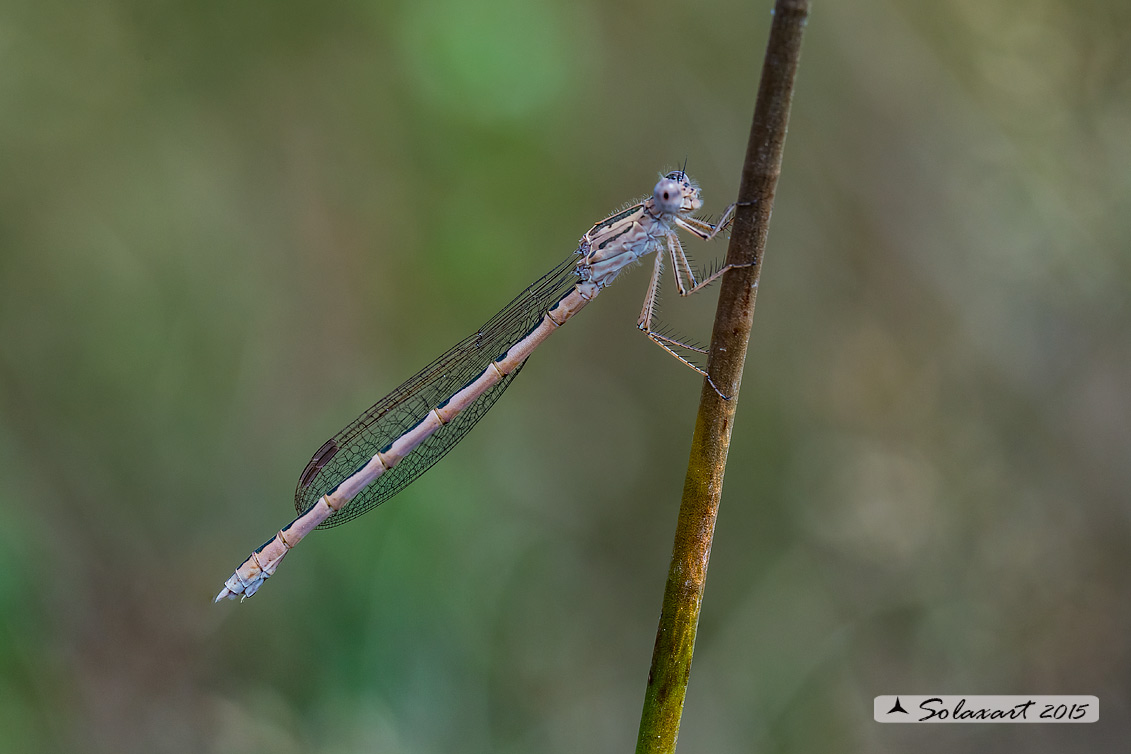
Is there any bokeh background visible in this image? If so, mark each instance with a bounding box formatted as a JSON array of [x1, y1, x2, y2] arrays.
[[1, 0, 1129, 751]]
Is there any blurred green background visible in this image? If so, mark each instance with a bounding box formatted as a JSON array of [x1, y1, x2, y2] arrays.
[[1, 0, 1129, 751]]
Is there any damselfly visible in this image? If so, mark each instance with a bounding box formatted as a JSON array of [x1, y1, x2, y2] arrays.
[[215, 170, 741, 601]]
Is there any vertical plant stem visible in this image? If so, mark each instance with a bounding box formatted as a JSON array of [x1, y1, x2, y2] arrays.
[[634, 2, 809, 752]]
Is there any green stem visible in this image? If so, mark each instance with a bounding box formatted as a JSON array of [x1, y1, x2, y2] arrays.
[[634, 2, 809, 752]]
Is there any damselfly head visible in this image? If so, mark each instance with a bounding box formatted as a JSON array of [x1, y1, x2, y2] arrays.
[[652, 171, 702, 216]]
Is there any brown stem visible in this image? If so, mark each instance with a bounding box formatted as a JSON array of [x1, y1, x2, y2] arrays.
[[634, 2, 810, 752]]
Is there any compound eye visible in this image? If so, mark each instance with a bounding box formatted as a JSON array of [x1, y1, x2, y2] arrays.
[[653, 178, 684, 214]]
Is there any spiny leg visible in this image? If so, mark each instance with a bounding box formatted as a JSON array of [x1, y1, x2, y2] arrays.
[[636, 248, 665, 332], [666, 233, 696, 296], [648, 330, 707, 355], [642, 254, 709, 356], [641, 328, 730, 399], [636, 203, 757, 399], [679, 198, 756, 244], [662, 225, 739, 297], [638, 244, 730, 399], [670, 207, 753, 294], [678, 202, 736, 242]]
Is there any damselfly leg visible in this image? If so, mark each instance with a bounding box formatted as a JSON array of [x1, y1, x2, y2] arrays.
[[636, 203, 751, 399]]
